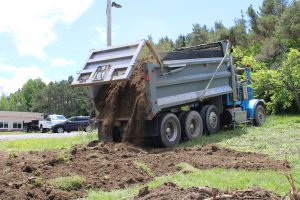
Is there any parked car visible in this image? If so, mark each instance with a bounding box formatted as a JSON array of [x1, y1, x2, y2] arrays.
[[52, 116, 90, 133], [39, 114, 67, 133]]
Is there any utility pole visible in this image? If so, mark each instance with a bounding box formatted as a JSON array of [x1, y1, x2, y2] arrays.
[[106, 0, 122, 46], [106, 0, 112, 46]]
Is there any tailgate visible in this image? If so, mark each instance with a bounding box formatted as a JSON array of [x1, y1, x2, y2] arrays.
[[72, 40, 160, 86]]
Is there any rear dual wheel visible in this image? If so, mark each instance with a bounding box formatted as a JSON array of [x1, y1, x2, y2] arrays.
[[181, 111, 203, 140], [156, 113, 181, 148]]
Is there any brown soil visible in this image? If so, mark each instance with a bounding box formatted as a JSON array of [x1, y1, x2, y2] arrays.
[[0, 143, 289, 200], [134, 182, 281, 200], [95, 57, 154, 143]]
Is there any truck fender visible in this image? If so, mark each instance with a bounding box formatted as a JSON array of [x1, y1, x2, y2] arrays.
[[246, 99, 265, 119]]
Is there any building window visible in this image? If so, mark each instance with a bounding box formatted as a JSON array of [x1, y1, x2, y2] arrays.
[[0, 122, 8, 129], [13, 122, 22, 129]]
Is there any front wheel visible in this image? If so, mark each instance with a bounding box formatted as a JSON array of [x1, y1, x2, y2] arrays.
[[254, 105, 266, 126], [157, 113, 181, 148]]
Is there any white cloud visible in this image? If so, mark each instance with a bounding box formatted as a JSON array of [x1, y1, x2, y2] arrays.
[[0, 64, 50, 95], [0, 0, 94, 59], [94, 25, 120, 45], [0, 64, 17, 72], [50, 58, 75, 68]]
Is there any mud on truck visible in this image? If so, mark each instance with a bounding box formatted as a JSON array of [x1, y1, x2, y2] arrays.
[[72, 40, 266, 148]]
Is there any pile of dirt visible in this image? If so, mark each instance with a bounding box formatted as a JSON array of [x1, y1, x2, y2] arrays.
[[95, 57, 156, 143], [0, 143, 290, 199], [134, 182, 281, 200]]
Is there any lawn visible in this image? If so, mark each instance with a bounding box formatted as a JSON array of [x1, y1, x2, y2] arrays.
[[0, 131, 25, 135], [181, 115, 300, 169], [87, 168, 299, 200], [0, 132, 97, 151], [86, 114, 300, 199]]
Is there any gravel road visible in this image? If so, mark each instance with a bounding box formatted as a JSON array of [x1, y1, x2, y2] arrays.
[[0, 132, 83, 141]]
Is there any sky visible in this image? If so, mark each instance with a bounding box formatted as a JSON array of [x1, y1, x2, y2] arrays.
[[0, 0, 263, 95]]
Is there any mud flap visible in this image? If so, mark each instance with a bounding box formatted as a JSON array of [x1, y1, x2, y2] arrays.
[[143, 117, 159, 137]]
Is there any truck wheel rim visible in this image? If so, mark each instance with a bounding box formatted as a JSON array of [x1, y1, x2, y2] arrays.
[[257, 110, 265, 123], [190, 120, 195, 135], [57, 128, 64, 133], [209, 112, 218, 129], [165, 121, 177, 142]]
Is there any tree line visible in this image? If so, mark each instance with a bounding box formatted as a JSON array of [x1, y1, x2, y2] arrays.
[[0, 0, 299, 115], [0, 77, 92, 117]]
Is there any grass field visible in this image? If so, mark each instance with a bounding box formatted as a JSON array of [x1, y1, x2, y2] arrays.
[[0, 132, 97, 151], [0, 131, 25, 135], [181, 115, 300, 169], [86, 114, 300, 199]]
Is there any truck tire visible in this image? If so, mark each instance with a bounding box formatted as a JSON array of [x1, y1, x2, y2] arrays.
[[203, 105, 220, 134], [157, 113, 181, 148], [181, 111, 203, 140], [254, 105, 266, 126], [200, 105, 210, 134]]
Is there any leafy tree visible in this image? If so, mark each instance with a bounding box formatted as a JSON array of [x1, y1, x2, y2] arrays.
[[0, 96, 10, 111], [156, 37, 174, 52], [22, 78, 46, 111], [175, 35, 186, 48], [31, 77, 92, 117], [213, 21, 230, 42], [186, 24, 211, 46], [280, 0, 300, 47], [278, 49, 300, 111]]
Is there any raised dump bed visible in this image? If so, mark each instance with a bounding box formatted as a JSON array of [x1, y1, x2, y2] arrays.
[[72, 40, 266, 147]]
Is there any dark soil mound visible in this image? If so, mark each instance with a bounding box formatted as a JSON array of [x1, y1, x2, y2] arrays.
[[0, 144, 289, 199], [134, 182, 281, 200]]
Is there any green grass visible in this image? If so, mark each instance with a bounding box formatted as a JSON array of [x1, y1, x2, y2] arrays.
[[85, 168, 300, 200], [0, 132, 97, 152], [180, 115, 300, 169], [0, 131, 25, 135], [85, 115, 300, 199], [133, 161, 155, 177], [86, 186, 141, 200], [176, 162, 198, 173], [48, 175, 85, 191]]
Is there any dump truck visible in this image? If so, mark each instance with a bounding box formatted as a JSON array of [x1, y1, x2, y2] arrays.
[[72, 40, 266, 147]]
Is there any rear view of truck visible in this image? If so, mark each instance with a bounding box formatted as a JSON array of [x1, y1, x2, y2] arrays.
[[72, 40, 266, 147]]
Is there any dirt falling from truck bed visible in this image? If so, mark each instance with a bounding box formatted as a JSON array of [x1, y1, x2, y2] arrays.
[[95, 57, 156, 143]]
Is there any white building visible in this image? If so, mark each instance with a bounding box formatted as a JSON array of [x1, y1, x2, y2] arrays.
[[0, 111, 44, 131]]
